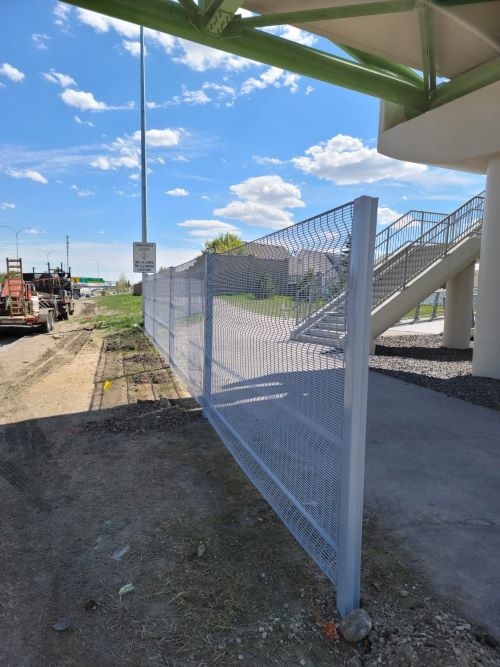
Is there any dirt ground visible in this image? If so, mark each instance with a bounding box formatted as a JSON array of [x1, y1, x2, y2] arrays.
[[0, 301, 499, 666]]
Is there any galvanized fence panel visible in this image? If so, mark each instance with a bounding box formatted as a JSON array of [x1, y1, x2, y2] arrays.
[[143, 196, 377, 614]]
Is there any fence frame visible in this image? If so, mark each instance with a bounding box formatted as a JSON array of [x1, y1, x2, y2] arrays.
[[143, 195, 378, 616], [337, 196, 378, 615]]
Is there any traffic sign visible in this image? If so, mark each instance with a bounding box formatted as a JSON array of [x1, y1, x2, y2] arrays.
[[133, 242, 156, 273]]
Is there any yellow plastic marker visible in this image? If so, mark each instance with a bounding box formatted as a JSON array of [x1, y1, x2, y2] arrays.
[[103, 379, 111, 392]]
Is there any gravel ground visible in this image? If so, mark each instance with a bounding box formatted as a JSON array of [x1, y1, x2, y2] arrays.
[[370, 335, 500, 410]]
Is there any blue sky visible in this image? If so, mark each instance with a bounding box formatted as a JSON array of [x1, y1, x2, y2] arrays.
[[0, 1, 485, 280]]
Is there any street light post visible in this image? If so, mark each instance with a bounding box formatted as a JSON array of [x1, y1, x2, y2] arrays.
[[0, 225, 35, 258], [88, 258, 100, 278]]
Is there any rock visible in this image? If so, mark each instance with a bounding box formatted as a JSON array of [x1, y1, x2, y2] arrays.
[[238, 655, 244, 661], [348, 657, 363, 667], [400, 589, 409, 598], [197, 542, 206, 558], [299, 660, 306, 666], [52, 617, 72, 632], [112, 544, 130, 561], [454, 623, 472, 632], [340, 608, 373, 643]]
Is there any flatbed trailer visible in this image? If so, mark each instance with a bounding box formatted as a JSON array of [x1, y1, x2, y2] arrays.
[[0, 258, 57, 332]]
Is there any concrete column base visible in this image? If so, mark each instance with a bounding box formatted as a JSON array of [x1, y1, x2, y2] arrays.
[[473, 154, 500, 379], [443, 262, 475, 349]]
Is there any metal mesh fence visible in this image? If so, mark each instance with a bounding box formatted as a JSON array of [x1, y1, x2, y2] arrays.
[[143, 197, 377, 610]]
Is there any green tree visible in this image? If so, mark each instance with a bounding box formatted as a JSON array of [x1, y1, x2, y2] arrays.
[[202, 233, 244, 255], [116, 273, 129, 293], [256, 272, 275, 300]]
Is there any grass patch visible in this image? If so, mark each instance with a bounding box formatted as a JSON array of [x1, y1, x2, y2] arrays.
[[219, 293, 326, 319], [84, 294, 143, 331], [403, 303, 444, 320]]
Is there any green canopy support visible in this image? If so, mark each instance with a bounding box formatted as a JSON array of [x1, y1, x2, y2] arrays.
[[338, 43, 424, 87], [63, 0, 500, 116], [63, 0, 426, 111], [431, 55, 500, 109], [418, 0, 436, 102], [203, 0, 242, 34]]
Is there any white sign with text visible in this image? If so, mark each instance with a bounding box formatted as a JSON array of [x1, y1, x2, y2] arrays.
[[133, 242, 156, 273]]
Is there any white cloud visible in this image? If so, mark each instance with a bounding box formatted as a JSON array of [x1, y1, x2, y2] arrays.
[[61, 88, 133, 112], [166, 188, 189, 197], [240, 66, 299, 96], [215, 175, 304, 229], [253, 156, 284, 166], [74, 115, 95, 127], [305, 85, 314, 96], [182, 88, 211, 105], [76, 8, 139, 38], [178, 219, 240, 239], [43, 69, 76, 88], [53, 2, 71, 26], [122, 40, 140, 57], [23, 227, 42, 235], [32, 33, 50, 50], [7, 168, 48, 184], [69, 184, 95, 197], [76, 9, 176, 53], [173, 40, 253, 72], [272, 25, 317, 47], [377, 206, 402, 226], [201, 195, 210, 201], [0, 63, 25, 83], [91, 155, 138, 171], [1, 202, 16, 209], [133, 128, 180, 147], [91, 128, 181, 171], [230, 175, 303, 208], [292, 134, 427, 185]]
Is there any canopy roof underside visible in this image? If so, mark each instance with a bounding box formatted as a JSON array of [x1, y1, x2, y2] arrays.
[[244, 0, 500, 79]]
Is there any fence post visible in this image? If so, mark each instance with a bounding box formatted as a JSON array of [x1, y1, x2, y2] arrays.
[[337, 195, 378, 618], [203, 253, 214, 416], [168, 267, 174, 366]]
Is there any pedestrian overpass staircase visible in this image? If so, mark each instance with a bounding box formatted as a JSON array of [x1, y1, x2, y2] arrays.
[[291, 193, 485, 348]]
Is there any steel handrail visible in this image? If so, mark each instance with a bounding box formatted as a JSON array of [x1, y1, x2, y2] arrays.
[[293, 192, 484, 332]]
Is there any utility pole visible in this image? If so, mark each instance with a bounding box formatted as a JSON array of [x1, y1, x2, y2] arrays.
[[140, 25, 148, 299], [66, 235, 70, 274]]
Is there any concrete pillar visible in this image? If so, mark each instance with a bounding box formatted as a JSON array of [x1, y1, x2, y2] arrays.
[[472, 154, 500, 378], [443, 262, 475, 349]]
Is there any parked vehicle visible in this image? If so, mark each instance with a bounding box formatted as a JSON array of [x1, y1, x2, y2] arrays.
[[0, 258, 56, 332], [22, 265, 74, 320]]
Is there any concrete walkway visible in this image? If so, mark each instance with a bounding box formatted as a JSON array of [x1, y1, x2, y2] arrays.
[[365, 371, 500, 639], [381, 318, 445, 336]]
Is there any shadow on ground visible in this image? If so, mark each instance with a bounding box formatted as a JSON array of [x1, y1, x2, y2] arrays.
[[0, 395, 499, 666]]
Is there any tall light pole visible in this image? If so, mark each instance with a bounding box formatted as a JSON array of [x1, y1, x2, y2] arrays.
[[88, 257, 100, 278], [140, 25, 148, 303], [0, 225, 36, 258]]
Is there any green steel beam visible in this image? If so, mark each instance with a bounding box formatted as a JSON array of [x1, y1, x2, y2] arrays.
[[203, 0, 242, 34], [177, 0, 198, 13], [63, 0, 426, 110], [234, 0, 416, 31], [418, 0, 436, 101], [432, 55, 500, 109], [339, 44, 423, 87]]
